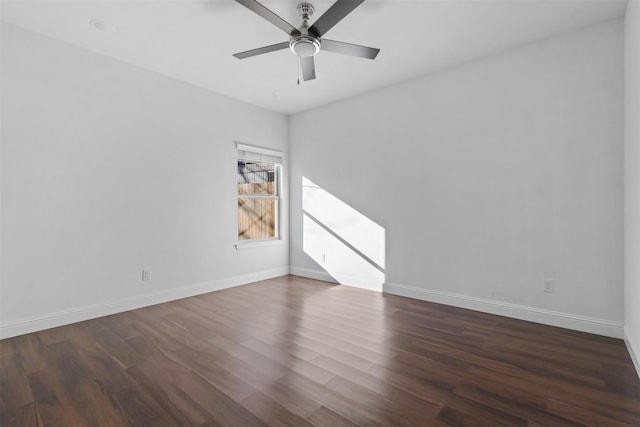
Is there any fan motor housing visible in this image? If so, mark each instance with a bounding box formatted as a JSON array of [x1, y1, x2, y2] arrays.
[[289, 35, 321, 57]]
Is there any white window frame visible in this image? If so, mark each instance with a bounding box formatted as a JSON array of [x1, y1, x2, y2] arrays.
[[236, 142, 283, 247]]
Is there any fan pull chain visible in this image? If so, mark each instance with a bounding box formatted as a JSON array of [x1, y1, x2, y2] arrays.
[[297, 57, 300, 85]]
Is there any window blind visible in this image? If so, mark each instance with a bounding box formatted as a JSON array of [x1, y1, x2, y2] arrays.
[[237, 143, 283, 164]]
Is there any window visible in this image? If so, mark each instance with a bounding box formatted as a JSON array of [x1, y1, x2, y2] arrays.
[[237, 143, 282, 242]]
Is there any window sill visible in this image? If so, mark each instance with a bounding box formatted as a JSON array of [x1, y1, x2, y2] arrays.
[[235, 239, 284, 251]]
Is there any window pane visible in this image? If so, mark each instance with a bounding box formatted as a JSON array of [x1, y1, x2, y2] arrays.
[[238, 197, 276, 240], [238, 161, 276, 195]]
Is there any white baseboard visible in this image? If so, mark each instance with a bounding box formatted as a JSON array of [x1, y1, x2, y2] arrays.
[[3, 269, 625, 343], [289, 266, 385, 292], [384, 282, 624, 339], [625, 329, 640, 379], [289, 266, 338, 284], [0, 267, 289, 339]]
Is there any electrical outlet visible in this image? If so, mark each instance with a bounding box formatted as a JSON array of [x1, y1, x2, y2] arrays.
[[543, 278, 555, 293], [142, 269, 151, 281]]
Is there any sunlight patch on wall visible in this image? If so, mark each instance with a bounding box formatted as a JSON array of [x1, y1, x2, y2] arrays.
[[302, 177, 385, 291]]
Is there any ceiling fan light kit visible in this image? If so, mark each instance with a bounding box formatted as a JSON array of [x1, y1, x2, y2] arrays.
[[233, 0, 380, 82], [290, 35, 321, 57]]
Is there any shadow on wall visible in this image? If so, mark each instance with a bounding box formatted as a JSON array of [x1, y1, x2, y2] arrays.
[[302, 177, 386, 291]]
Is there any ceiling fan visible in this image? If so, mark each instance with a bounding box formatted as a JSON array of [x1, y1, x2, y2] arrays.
[[233, 0, 380, 82]]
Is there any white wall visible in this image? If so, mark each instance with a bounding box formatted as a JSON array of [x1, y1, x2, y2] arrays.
[[0, 24, 289, 338], [1, 16, 629, 344], [290, 20, 624, 337], [625, 0, 640, 375]]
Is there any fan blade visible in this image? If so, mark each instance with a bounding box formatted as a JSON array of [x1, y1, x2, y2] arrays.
[[235, 0, 300, 36], [308, 0, 365, 37], [300, 56, 316, 81], [233, 41, 290, 59], [321, 39, 379, 59]]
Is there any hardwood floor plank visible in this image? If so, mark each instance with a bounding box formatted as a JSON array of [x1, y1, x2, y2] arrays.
[[108, 384, 179, 427], [280, 330, 375, 371], [129, 318, 189, 353], [167, 347, 256, 402], [215, 354, 284, 390], [451, 383, 587, 427], [436, 404, 524, 427], [467, 363, 640, 416], [67, 379, 131, 427], [0, 402, 42, 427], [0, 334, 47, 374], [306, 406, 360, 427], [546, 399, 636, 427], [210, 336, 290, 381], [365, 359, 457, 407], [125, 357, 222, 426], [335, 340, 399, 365], [26, 367, 88, 426], [90, 329, 145, 368], [240, 391, 315, 427], [291, 317, 398, 357], [0, 354, 33, 413], [240, 337, 336, 384], [323, 375, 441, 426], [279, 371, 391, 427], [344, 365, 446, 417], [215, 355, 325, 418], [1, 275, 638, 426]]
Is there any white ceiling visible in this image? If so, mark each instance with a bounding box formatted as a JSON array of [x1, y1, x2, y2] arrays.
[[1, 0, 628, 114]]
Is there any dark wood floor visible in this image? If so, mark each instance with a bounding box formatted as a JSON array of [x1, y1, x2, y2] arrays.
[[1, 275, 639, 426]]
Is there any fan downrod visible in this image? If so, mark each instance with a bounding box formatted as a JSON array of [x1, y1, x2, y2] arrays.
[[289, 3, 320, 57], [296, 3, 315, 22]]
